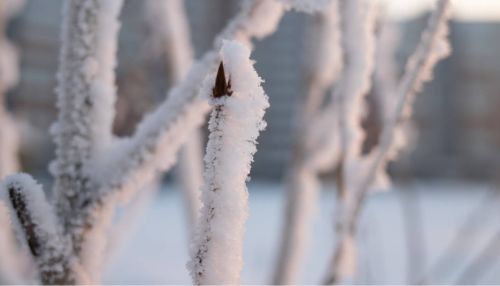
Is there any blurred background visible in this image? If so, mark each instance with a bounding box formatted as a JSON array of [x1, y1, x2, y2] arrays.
[[3, 0, 500, 284], [6, 0, 500, 181]]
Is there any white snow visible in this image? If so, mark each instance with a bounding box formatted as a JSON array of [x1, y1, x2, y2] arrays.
[[188, 40, 269, 285], [91, 0, 123, 154], [104, 181, 498, 284]]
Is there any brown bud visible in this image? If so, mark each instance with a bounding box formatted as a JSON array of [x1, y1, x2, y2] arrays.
[[212, 62, 233, 98]]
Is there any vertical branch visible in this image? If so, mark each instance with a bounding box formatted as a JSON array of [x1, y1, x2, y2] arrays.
[[323, 0, 378, 283], [366, 0, 451, 184], [50, 0, 123, 279], [374, 17, 427, 284], [144, 0, 203, 230], [350, 0, 452, 230], [273, 1, 343, 284], [43, 1, 285, 281], [324, 0, 452, 284], [188, 41, 269, 285], [0, 174, 89, 284]]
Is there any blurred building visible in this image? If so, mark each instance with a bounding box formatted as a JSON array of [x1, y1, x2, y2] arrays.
[[5, 0, 500, 181]]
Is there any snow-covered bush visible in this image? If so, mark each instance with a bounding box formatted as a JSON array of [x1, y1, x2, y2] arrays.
[[273, 0, 452, 284], [0, 0, 452, 284]]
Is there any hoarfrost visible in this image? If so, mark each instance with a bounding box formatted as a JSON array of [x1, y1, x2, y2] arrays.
[[188, 40, 269, 285]]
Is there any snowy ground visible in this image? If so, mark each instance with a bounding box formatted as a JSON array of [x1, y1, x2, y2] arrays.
[[103, 181, 500, 284]]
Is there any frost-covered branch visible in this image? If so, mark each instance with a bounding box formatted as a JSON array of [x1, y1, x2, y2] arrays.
[[98, 0, 286, 205], [349, 0, 452, 229], [322, 0, 378, 283], [273, 1, 343, 284], [370, 0, 451, 175], [324, 1, 451, 283], [49, 0, 123, 280], [144, 0, 203, 229], [188, 40, 269, 285], [0, 174, 89, 284], [41, 1, 285, 280]]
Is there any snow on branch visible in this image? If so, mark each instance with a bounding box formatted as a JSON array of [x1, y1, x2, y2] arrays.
[[324, 1, 452, 283], [0, 174, 89, 284], [354, 0, 452, 210], [43, 1, 286, 279], [49, 0, 123, 280], [376, 0, 451, 165], [50, 0, 122, 228], [188, 40, 269, 285], [322, 0, 378, 283], [98, 0, 286, 203], [336, 0, 377, 165]]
